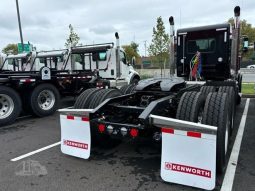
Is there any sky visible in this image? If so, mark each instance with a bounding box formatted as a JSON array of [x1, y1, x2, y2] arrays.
[[0, 0, 254, 56]]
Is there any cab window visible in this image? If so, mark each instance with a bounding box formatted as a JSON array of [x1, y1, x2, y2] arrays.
[[120, 51, 127, 64], [188, 38, 216, 54]]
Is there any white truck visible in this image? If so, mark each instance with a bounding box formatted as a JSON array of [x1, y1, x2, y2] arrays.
[[0, 33, 140, 126]]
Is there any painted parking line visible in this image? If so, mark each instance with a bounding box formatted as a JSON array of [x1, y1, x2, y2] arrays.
[[220, 98, 250, 191], [10, 141, 61, 162]]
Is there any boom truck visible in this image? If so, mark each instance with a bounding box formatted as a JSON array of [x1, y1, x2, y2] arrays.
[[0, 35, 140, 126], [59, 6, 243, 190]]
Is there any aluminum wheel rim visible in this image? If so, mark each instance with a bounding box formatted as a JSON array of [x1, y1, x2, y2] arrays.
[[0, 94, 14, 119], [37, 90, 55, 111]]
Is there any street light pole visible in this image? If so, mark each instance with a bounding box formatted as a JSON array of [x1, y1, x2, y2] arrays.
[[15, 0, 24, 52]]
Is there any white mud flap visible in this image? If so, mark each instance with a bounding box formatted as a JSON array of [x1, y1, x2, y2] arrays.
[[59, 109, 93, 159], [150, 115, 217, 190]]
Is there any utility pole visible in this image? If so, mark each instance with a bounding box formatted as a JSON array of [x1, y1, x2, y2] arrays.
[[143, 40, 147, 70], [15, 0, 24, 52]]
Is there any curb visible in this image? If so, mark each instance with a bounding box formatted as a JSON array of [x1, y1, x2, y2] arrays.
[[242, 94, 255, 98]]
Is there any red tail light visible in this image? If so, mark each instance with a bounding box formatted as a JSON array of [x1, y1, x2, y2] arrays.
[[130, 128, 138, 138], [98, 124, 106, 133]]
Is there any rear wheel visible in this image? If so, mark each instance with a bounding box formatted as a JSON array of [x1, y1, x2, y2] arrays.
[[0, 86, 22, 126], [29, 84, 60, 117], [202, 92, 230, 174], [74, 88, 101, 109], [120, 84, 136, 94], [76, 88, 122, 147], [200, 86, 215, 96], [176, 91, 205, 123], [218, 86, 235, 133]]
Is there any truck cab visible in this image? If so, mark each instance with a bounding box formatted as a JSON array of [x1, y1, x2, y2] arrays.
[[176, 23, 232, 80], [72, 45, 140, 85], [0, 52, 35, 72]]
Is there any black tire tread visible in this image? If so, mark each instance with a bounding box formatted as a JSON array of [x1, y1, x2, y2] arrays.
[[200, 86, 216, 95], [202, 92, 229, 173], [74, 88, 99, 109], [176, 91, 205, 122]]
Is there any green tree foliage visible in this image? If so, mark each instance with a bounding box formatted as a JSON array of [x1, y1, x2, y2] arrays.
[[130, 42, 139, 53], [228, 18, 255, 59], [122, 42, 140, 64], [65, 24, 80, 48], [228, 18, 255, 42], [2, 44, 18, 55], [148, 16, 170, 67]]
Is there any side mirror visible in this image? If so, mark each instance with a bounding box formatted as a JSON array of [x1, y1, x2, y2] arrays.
[[242, 36, 249, 53], [131, 57, 136, 66], [122, 57, 127, 64]]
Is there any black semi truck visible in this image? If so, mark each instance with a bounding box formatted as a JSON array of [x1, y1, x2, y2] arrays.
[[60, 6, 243, 179]]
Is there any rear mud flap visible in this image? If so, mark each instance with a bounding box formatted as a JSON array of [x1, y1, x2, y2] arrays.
[[150, 115, 217, 190], [60, 110, 92, 159]]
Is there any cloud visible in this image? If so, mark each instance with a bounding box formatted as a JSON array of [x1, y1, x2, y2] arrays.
[[89, 25, 117, 35], [0, 0, 254, 54]]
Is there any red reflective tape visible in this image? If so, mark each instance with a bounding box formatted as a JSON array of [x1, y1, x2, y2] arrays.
[[66, 115, 74, 120], [82, 117, 89, 121], [161, 128, 174, 134], [187, 131, 201, 138]]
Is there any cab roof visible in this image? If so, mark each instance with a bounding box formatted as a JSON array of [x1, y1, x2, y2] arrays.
[[177, 23, 230, 34]]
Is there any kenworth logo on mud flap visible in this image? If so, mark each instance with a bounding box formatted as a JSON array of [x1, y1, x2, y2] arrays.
[[63, 140, 88, 150], [165, 162, 211, 178]]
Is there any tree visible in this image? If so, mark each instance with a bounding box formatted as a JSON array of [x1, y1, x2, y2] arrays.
[[130, 42, 139, 53], [65, 24, 80, 48], [122, 42, 140, 64], [148, 16, 170, 68], [2, 44, 18, 55], [228, 18, 255, 59], [228, 18, 255, 42]]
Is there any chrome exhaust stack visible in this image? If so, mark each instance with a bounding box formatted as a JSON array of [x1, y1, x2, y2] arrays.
[[115, 32, 121, 78], [231, 6, 241, 75], [169, 16, 175, 76]]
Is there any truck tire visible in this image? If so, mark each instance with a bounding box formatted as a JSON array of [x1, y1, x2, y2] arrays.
[[238, 75, 242, 93], [74, 88, 100, 109], [89, 89, 122, 109], [202, 92, 230, 174], [29, 84, 60, 117], [235, 86, 241, 105], [0, 86, 22, 126], [120, 84, 136, 94], [77, 89, 122, 147], [89, 89, 106, 109], [218, 86, 235, 133], [200, 86, 215, 95], [98, 89, 122, 104], [176, 91, 205, 123], [120, 85, 129, 94]]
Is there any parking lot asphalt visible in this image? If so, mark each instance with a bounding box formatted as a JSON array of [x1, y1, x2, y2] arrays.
[[0, 98, 254, 191]]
